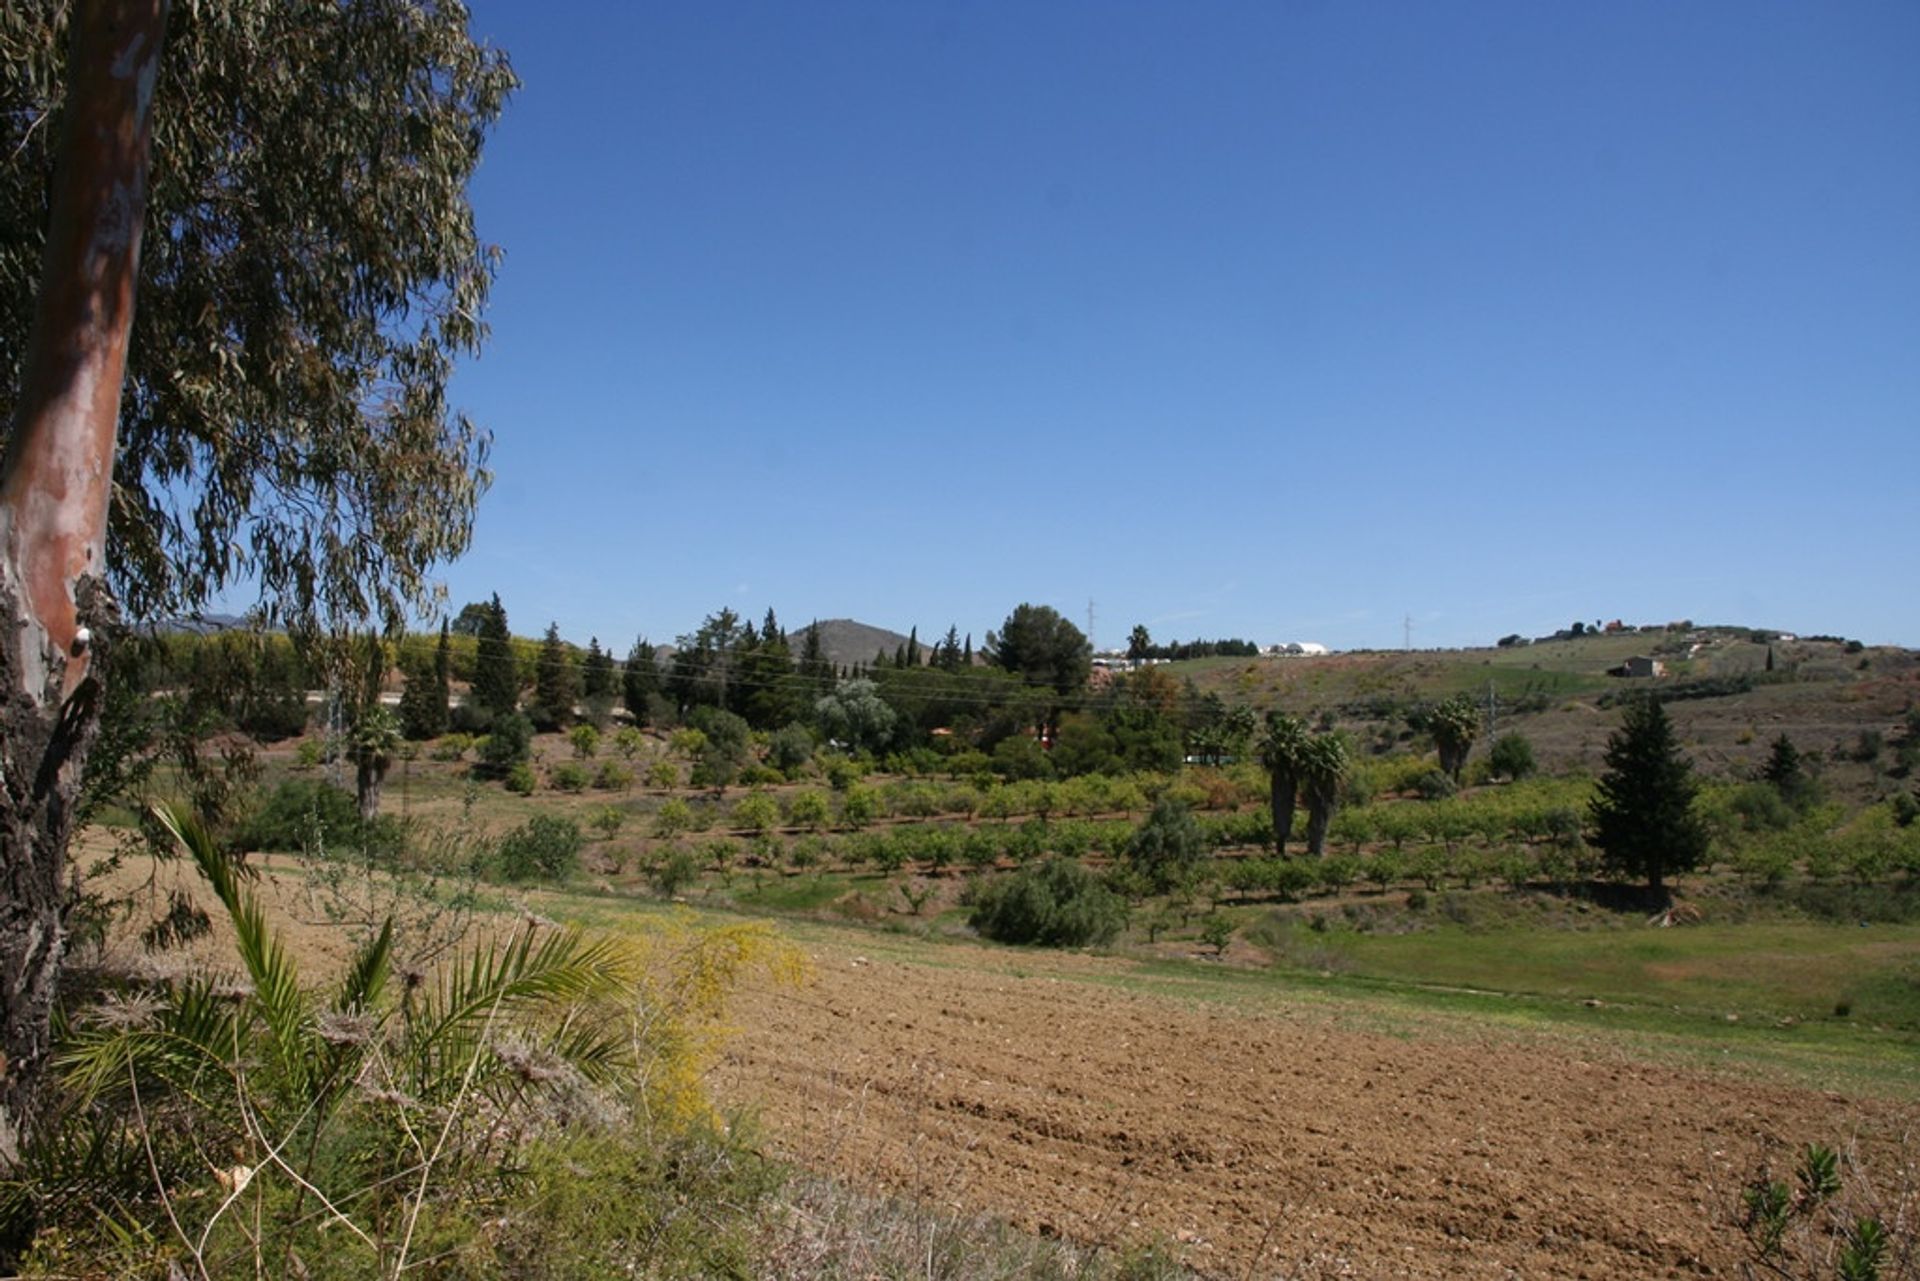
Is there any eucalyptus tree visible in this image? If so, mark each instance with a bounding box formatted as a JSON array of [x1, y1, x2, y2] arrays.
[[0, 0, 513, 1146]]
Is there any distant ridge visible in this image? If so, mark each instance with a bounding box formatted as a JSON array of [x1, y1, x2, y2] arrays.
[[805, 618, 915, 672]]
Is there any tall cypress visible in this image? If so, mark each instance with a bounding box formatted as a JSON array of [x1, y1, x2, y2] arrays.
[[470, 594, 518, 719]]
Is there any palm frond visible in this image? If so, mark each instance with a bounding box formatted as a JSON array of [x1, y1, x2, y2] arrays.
[[336, 916, 394, 1014], [152, 801, 314, 1088], [404, 925, 631, 1090]]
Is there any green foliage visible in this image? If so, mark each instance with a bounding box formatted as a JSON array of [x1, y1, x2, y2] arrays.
[[815, 678, 899, 756], [787, 789, 832, 831], [840, 784, 881, 830], [622, 636, 662, 726], [470, 595, 521, 719], [504, 761, 537, 795], [650, 846, 700, 896], [492, 814, 584, 882], [969, 859, 1127, 948], [475, 711, 534, 780], [1488, 732, 1537, 781], [731, 791, 781, 835], [1425, 694, 1480, 783], [687, 707, 751, 791], [593, 760, 633, 791], [1763, 733, 1820, 812], [1125, 800, 1206, 893], [1, 2, 511, 628], [530, 622, 581, 731], [569, 722, 602, 759], [984, 604, 1093, 703], [234, 779, 363, 854], [991, 733, 1055, 781], [1737, 1142, 1900, 1281], [767, 722, 816, 776], [1590, 696, 1709, 895], [549, 761, 590, 793], [653, 797, 696, 839]]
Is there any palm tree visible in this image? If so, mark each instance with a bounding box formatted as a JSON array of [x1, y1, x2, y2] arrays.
[[349, 704, 402, 820], [1298, 732, 1352, 857], [46, 803, 633, 1277], [1258, 712, 1309, 855], [1428, 693, 1481, 783]]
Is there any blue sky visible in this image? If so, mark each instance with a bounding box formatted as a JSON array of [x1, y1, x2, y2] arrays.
[[439, 1, 1919, 652]]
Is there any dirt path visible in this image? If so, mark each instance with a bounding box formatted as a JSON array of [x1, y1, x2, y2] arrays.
[[718, 930, 1909, 1279]]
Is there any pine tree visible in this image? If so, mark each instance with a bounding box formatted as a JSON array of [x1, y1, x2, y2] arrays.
[[623, 636, 660, 726], [906, 626, 920, 667], [530, 622, 579, 730], [798, 622, 833, 699], [470, 594, 519, 719], [581, 636, 615, 700], [938, 625, 962, 672], [1590, 695, 1709, 899], [397, 636, 448, 739]]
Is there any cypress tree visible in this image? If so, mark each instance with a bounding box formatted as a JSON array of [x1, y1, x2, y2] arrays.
[[470, 594, 518, 719], [530, 622, 578, 730], [623, 636, 660, 726]]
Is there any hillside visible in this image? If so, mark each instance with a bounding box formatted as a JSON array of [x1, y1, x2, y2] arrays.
[[806, 617, 914, 671], [1172, 627, 1918, 792]]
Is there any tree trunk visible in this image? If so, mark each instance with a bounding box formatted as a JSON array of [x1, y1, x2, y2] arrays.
[[1270, 772, 1296, 856], [356, 756, 386, 821], [1305, 796, 1335, 857], [0, 0, 168, 1163]]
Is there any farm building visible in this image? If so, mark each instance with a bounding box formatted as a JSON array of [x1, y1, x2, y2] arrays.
[[1608, 655, 1666, 678]]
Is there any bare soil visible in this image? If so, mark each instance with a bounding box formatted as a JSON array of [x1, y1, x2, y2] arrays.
[[719, 929, 1911, 1279]]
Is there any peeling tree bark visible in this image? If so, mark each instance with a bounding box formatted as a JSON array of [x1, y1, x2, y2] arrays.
[[0, 0, 167, 1162]]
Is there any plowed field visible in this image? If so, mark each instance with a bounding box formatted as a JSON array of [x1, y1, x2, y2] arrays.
[[720, 931, 1911, 1279]]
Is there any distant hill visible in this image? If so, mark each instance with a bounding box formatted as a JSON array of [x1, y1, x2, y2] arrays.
[[804, 618, 915, 672]]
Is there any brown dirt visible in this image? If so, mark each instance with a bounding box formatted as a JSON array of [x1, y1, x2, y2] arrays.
[[718, 930, 1909, 1279]]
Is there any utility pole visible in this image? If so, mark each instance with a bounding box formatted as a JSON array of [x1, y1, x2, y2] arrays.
[[1087, 598, 1096, 654], [1403, 614, 1413, 651], [1486, 680, 1498, 739]]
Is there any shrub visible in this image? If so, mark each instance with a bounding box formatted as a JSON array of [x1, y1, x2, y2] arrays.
[[234, 779, 361, 853], [549, 761, 591, 793], [1125, 800, 1206, 893], [1413, 769, 1458, 801], [593, 760, 633, 791], [504, 761, 538, 795], [569, 722, 601, 759], [492, 814, 583, 881], [1488, 733, 1536, 781], [653, 797, 695, 839], [787, 789, 832, 831], [646, 758, 678, 789], [431, 731, 475, 762], [475, 711, 534, 779], [652, 845, 698, 898], [839, 784, 880, 830], [731, 791, 780, 835], [766, 722, 816, 776], [969, 859, 1127, 947], [28, 805, 800, 1280], [613, 726, 648, 759]]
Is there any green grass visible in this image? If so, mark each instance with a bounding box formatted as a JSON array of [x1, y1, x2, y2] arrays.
[[1271, 918, 1920, 1029]]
